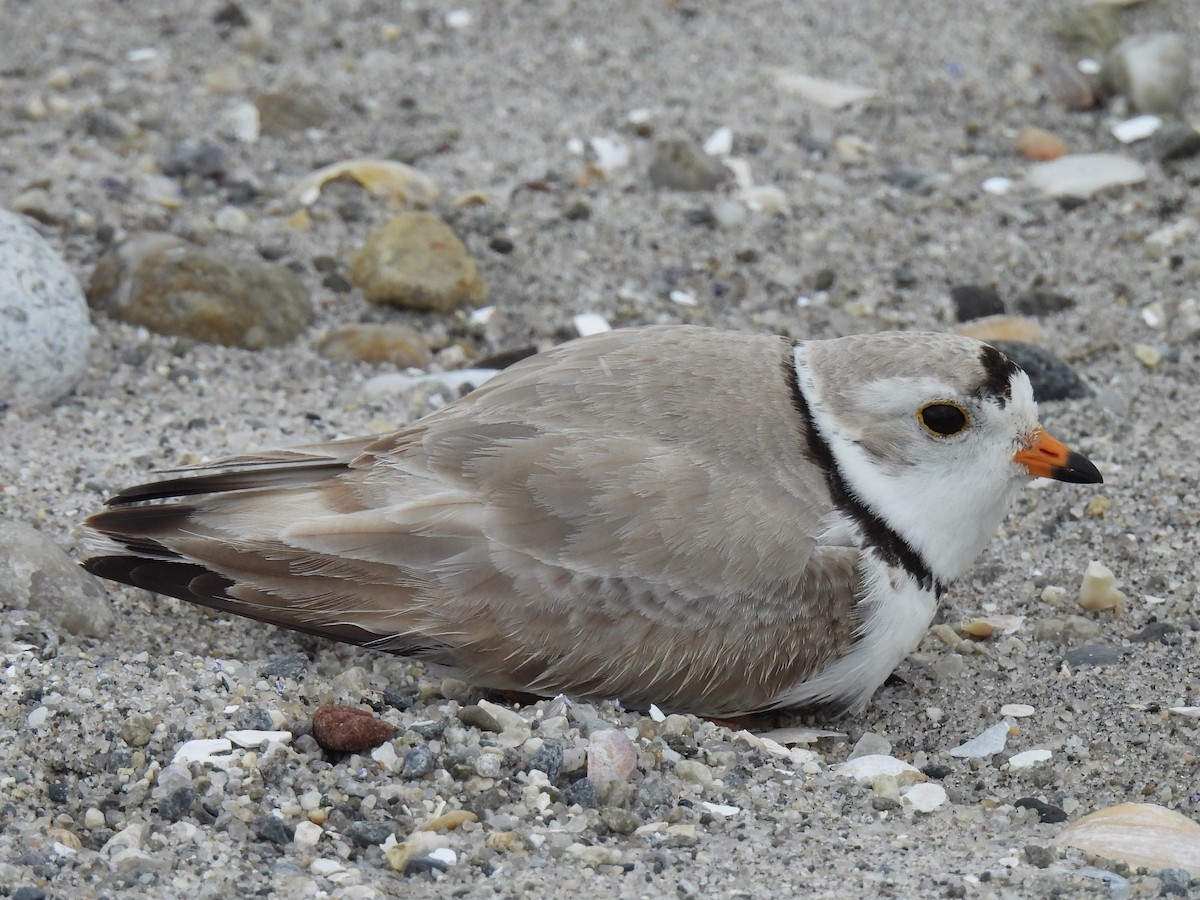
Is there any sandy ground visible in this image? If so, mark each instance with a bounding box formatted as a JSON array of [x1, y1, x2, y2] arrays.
[[3, 1, 1200, 897]]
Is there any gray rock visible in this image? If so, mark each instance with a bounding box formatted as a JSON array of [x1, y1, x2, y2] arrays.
[[1024, 842, 1057, 868], [648, 139, 729, 191], [950, 285, 1005, 322], [563, 776, 598, 809], [1152, 122, 1200, 163], [261, 652, 309, 679], [401, 745, 436, 779], [988, 341, 1092, 402], [1064, 644, 1123, 668], [526, 738, 564, 782], [0, 209, 91, 411], [1103, 33, 1191, 116], [345, 820, 395, 847], [0, 520, 114, 638], [599, 806, 641, 835], [87, 233, 312, 348], [350, 212, 485, 313], [1159, 868, 1191, 896], [1013, 288, 1075, 317]]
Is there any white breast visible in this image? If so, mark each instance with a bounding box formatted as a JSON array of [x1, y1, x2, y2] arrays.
[[768, 554, 938, 711]]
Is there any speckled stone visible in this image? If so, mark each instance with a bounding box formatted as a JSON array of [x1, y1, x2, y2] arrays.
[[87, 232, 312, 349], [526, 739, 564, 782], [648, 139, 729, 191], [0, 209, 91, 410], [350, 212, 485, 313], [0, 520, 114, 638]]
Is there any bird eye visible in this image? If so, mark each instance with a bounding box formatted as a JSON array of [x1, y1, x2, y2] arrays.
[[918, 402, 969, 437]]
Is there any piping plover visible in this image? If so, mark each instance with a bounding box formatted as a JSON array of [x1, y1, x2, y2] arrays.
[[83, 326, 1101, 716]]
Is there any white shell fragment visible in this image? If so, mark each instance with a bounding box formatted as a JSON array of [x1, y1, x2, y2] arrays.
[[1026, 154, 1147, 198], [704, 126, 733, 157], [1008, 749, 1052, 769], [572, 313, 612, 337], [292, 159, 440, 208], [835, 754, 921, 782], [1078, 560, 1127, 612], [948, 721, 1011, 759], [1111, 115, 1162, 144], [588, 136, 631, 175], [1056, 803, 1200, 877], [981, 176, 1014, 196], [771, 70, 882, 109], [172, 738, 235, 767], [901, 783, 948, 812], [701, 801, 740, 817], [1000, 703, 1036, 718]]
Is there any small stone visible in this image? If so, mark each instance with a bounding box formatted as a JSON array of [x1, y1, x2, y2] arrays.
[[88, 232, 312, 348], [1102, 33, 1191, 115], [948, 721, 1011, 759], [1152, 123, 1200, 163], [254, 815, 293, 845], [587, 729, 638, 795], [119, 714, 153, 748], [256, 90, 329, 137], [0, 209, 92, 410], [158, 787, 196, 821], [1000, 703, 1035, 718], [526, 739, 564, 782], [310, 705, 395, 753], [988, 341, 1091, 402], [648, 139, 728, 191], [418, 810, 477, 833], [1078, 560, 1126, 611], [84, 807, 106, 829], [0, 520, 115, 638], [1016, 127, 1068, 161], [1051, 6, 1123, 55], [261, 653, 309, 679], [1025, 842, 1058, 868], [1015, 797, 1069, 824], [350, 212, 485, 313], [457, 704, 502, 733], [1038, 60, 1099, 111], [1008, 749, 1053, 769], [317, 324, 431, 368], [674, 759, 714, 788], [1014, 288, 1076, 317], [162, 139, 227, 178], [835, 755, 922, 782], [563, 776, 598, 809], [402, 745, 436, 779], [950, 285, 1005, 322], [1159, 868, 1191, 896], [1065, 644, 1123, 668], [901, 783, 948, 813], [345, 820, 394, 847], [600, 806, 640, 835], [1130, 621, 1178, 644], [1134, 344, 1162, 368], [1025, 153, 1147, 199]]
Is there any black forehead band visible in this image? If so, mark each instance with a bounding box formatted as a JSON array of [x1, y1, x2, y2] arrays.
[[976, 344, 1017, 407]]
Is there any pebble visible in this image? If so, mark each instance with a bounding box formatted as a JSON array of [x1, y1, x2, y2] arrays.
[[1064, 644, 1123, 668], [161, 139, 227, 178], [600, 807, 640, 835], [0, 209, 92, 410], [586, 729, 638, 796], [401, 745, 436, 779], [1133, 343, 1161, 369], [317, 324, 431, 368], [1056, 803, 1200, 877], [255, 815, 293, 845], [350, 212, 486, 313], [172, 739, 234, 767], [261, 653, 309, 679], [955, 315, 1041, 344], [255, 90, 329, 137], [949, 285, 1005, 322], [647, 139, 729, 191], [0, 520, 115, 637], [526, 738, 564, 782], [1102, 33, 1191, 115], [986, 341, 1091, 402], [1025, 153, 1147, 199], [1110, 114, 1161, 144], [1024, 842, 1057, 868], [1152, 122, 1200, 162], [948, 721, 1010, 759], [87, 233, 313, 348], [1038, 60, 1098, 111], [1077, 560, 1126, 612], [1013, 288, 1075, 317], [674, 759, 714, 788], [1015, 797, 1069, 824], [572, 313, 611, 337], [310, 705, 395, 753], [1016, 127, 1068, 162], [226, 729, 292, 749], [1000, 703, 1035, 718], [564, 776, 599, 809]]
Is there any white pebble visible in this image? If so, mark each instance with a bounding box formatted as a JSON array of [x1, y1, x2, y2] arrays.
[[85, 808, 106, 829], [371, 741, 398, 770], [648, 704, 666, 723], [27, 706, 50, 728], [225, 729, 292, 749], [981, 176, 1014, 196], [444, 9, 472, 28], [703, 126, 733, 157], [1111, 114, 1162, 144], [427, 847, 457, 866], [669, 290, 698, 307], [1078, 560, 1126, 612], [294, 821, 323, 847], [310, 857, 345, 877], [701, 801, 740, 817], [469, 305, 496, 324]]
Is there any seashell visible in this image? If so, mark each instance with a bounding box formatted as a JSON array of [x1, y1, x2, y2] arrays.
[[1056, 803, 1200, 876], [1078, 560, 1127, 612], [771, 70, 882, 109], [292, 159, 439, 207]]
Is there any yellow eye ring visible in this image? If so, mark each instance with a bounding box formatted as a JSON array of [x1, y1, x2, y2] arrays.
[[918, 401, 970, 437]]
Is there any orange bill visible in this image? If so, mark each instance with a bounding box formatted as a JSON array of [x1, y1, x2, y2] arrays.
[[1014, 430, 1103, 484]]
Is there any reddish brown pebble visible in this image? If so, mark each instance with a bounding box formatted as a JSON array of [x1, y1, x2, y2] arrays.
[[311, 704, 396, 753], [1016, 127, 1068, 162]]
